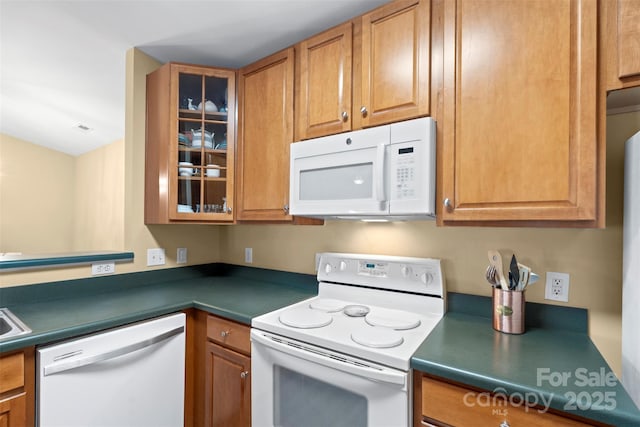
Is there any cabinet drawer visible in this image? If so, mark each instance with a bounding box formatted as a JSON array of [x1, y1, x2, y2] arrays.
[[0, 352, 24, 395], [207, 315, 251, 355], [421, 376, 595, 427]]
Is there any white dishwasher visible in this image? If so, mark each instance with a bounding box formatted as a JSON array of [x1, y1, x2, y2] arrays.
[[37, 313, 186, 427]]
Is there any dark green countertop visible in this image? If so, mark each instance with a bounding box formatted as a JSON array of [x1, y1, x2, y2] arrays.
[[412, 293, 640, 426], [0, 264, 317, 353], [1, 267, 638, 425]]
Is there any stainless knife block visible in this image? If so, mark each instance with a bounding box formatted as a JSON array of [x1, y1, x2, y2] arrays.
[[492, 288, 525, 334]]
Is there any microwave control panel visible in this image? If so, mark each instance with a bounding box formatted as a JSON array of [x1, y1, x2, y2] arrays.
[[392, 145, 417, 200]]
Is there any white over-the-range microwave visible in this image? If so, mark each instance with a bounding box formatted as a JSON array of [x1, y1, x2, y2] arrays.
[[289, 117, 436, 220]]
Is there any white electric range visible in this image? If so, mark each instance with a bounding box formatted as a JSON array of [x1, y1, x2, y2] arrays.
[[251, 253, 445, 427]]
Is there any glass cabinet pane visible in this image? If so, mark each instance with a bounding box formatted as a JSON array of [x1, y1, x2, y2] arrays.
[[173, 69, 231, 219]]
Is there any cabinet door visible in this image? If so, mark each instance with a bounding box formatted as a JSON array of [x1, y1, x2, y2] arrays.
[[603, 0, 640, 90], [204, 342, 251, 427], [237, 48, 294, 221], [296, 22, 353, 140], [170, 65, 235, 222], [0, 393, 27, 427], [617, 0, 640, 79], [439, 0, 599, 224], [359, 0, 430, 127], [0, 349, 34, 427], [145, 63, 236, 224]]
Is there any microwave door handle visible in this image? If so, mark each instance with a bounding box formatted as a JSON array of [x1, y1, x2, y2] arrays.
[[251, 331, 405, 386], [375, 143, 386, 202]]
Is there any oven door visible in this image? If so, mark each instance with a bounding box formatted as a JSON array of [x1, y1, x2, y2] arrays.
[[289, 125, 390, 217], [251, 330, 410, 427]]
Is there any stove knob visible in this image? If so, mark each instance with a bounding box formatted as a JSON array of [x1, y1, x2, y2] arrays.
[[421, 272, 433, 285], [324, 263, 332, 274], [339, 261, 347, 271], [401, 265, 412, 278]]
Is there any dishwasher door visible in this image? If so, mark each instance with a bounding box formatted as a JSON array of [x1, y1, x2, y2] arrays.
[[37, 313, 185, 427]]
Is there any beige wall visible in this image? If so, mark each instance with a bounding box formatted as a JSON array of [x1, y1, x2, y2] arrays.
[[73, 139, 125, 251], [0, 133, 75, 253], [1, 47, 638, 378]]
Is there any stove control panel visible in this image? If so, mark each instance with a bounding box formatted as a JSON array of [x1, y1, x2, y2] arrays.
[[318, 253, 444, 297]]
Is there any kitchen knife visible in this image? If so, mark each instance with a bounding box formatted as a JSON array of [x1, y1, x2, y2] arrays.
[[509, 255, 519, 290]]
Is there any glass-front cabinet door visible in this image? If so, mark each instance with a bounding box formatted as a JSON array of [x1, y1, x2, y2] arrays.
[[169, 65, 235, 221]]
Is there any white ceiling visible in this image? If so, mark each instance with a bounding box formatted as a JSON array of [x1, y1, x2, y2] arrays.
[[0, 0, 389, 156]]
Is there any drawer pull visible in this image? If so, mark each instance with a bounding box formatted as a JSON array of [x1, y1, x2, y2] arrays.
[[221, 330, 230, 338], [499, 421, 510, 427]]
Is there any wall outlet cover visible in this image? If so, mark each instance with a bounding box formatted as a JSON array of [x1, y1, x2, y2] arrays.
[[91, 262, 115, 275], [147, 248, 166, 266], [545, 271, 570, 302]]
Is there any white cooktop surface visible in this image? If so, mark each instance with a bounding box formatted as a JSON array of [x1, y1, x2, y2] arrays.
[[252, 287, 444, 371]]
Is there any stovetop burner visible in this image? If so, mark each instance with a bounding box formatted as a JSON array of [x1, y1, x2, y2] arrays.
[[365, 311, 421, 330], [308, 298, 346, 312], [278, 308, 332, 329], [351, 328, 405, 348]]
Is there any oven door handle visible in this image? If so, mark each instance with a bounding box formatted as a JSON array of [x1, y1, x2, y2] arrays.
[[251, 330, 405, 386]]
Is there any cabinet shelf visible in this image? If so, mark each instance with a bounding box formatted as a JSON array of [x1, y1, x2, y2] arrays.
[[178, 147, 228, 154]]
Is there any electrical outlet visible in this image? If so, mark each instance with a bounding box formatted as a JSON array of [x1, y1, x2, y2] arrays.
[[545, 272, 570, 302], [147, 248, 166, 266], [245, 248, 253, 264], [177, 248, 187, 264], [91, 262, 115, 276]]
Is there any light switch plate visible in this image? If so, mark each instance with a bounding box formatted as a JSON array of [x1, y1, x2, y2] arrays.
[[177, 248, 187, 264]]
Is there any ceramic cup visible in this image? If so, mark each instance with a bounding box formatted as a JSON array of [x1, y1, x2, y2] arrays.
[[178, 162, 195, 176], [206, 165, 220, 178]]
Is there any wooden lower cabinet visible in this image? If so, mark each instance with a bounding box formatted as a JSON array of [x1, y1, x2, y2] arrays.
[[0, 348, 34, 427], [203, 314, 251, 427], [415, 374, 606, 427], [205, 342, 251, 427]]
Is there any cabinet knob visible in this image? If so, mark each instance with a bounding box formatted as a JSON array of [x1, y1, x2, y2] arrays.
[[499, 422, 510, 427], [240, 371, 249, 379], [341, 111, 349, 121], [226, 206, 232, 214], [284, 204, 289, 214], [220, 330, 230, 338], [443, 198, 452, 212], [360, 106, 368, 116]]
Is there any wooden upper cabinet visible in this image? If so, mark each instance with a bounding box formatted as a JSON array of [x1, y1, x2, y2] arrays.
[[603, 0, 640, 90], [438, 0, 601, 225], [296, 23, 353, 140], [237, 48, 295, 221], [145, 63, 236, 224], [295, 0, 430, 140], [359, 0, 430, 128]]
